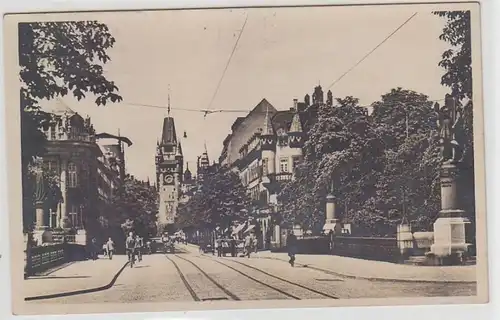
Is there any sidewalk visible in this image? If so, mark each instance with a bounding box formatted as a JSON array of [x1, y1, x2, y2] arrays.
[[24, 255, 128, 299], [254, 251, 476, 283], [184, 243, 475, 283]]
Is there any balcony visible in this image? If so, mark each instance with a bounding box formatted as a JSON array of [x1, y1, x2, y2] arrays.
[[261, 172, 293, 192]]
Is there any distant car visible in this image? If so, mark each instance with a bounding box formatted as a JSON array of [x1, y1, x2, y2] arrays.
[[200, 242, 214, 254], [216, 239, 245, 256]]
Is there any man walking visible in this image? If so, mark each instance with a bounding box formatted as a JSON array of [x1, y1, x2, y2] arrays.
[[244, 234, 252, 258], [125, 232, 136, 266], [286, 231, 298, 267], [105, 237, 115, 260], [252, 233, 258, 254], [135, 235, 143, 262]]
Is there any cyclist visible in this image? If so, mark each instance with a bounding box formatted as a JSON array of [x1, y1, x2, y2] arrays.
[[125, 232, 136, 267]]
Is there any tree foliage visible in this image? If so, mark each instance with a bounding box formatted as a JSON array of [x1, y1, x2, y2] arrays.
[[277, 12, 475, 236], [176, 166, 251, 231], [106, 176, 158, 238], [19, 21, 122, 230], [433, 11, 475, 221], [279, 89, 444, 236]]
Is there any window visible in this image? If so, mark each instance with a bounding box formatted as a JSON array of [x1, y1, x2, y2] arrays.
[[262, 158, 269, 176], [280, 158, 289, 173], [292, 156, 302, 173], [164, 145, 174, 153], [68, 162, 78, 188], [44, 160, 58, 174], [50, 124, 56, 140]]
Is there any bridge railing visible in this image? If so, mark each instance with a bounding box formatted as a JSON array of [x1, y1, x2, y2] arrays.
[[24, 243, 86, 277]]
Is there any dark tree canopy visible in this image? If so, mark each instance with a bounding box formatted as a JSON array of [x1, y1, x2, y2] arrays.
[[107, 176, 158, 238], [176, 166, 251, 231]]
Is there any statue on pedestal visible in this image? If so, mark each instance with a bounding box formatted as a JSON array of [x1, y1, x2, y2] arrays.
[[429, 94, 470, 264], [434, 94, 464, 164], [33, 157, 47, 228]]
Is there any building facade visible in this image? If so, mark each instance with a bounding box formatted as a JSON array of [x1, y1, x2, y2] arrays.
[[155, 116, 184, 228], [218, 86, 330, 248], [38, 100, 104, 245]]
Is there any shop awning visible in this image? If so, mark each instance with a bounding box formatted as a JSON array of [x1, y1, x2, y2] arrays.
[[244, 225, 255, 233], [232, 224, 246, 235]]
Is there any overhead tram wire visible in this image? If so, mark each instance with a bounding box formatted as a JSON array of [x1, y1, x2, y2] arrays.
[[206, 13, 249, 112], [122, 98, 444, 115], [327, 12, 418, 90]]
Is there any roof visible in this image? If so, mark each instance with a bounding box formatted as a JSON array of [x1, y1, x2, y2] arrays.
[[271, 110, 294, 133], [95, 132, 133, 146], [39, 98, 77, 116], [161, 117, 177, 145], [231, 117, 245, 132], [289, 112, 303, 132]]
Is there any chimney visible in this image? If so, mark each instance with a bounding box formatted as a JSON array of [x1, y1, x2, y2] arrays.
[[293, 99, 298, 109]]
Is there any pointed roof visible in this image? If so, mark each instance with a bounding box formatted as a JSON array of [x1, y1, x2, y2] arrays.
[[40, 98, 77, 116], [262, 105, 274, 135], [161, 117, 177, 145], [176, 142, 183, 157], [289, 112, 303, 133], [184, 162, 191, 174]]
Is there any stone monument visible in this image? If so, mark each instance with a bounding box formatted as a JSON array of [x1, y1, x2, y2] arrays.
[[32, 158, 52, 245], [429, 94, 470, 264], [323, 182, 342, 236]]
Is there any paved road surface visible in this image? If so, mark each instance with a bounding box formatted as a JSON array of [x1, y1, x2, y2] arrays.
[[29, 246, 476, 304]]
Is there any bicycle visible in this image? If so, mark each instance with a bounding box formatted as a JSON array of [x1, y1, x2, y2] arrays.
[[127, 249, 135, 268]]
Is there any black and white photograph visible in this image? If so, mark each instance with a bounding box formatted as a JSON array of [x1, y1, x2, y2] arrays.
[[3, 1, 488, 315]]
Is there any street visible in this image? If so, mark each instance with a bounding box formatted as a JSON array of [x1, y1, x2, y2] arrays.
[[28, 244, 476, 304]]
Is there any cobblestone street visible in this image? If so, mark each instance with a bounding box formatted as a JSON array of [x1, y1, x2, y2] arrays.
[[26, 245, 476, 304]]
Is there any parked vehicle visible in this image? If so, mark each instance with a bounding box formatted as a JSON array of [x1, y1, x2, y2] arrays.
[[216, 239, 244, 256], [200, 242, 214, 254]]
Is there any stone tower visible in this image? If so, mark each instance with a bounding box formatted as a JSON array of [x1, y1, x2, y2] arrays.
[[261, 105, 276, 177], [155, 116, 183, 228], [197, 145, 210, 182]]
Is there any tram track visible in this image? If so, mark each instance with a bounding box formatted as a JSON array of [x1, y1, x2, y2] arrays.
[[198, 255, 339, 300], [164, 254, 200, 301], [164, 254, 241, 301]]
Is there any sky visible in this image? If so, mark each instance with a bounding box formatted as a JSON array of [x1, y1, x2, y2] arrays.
[[51, 5, 451, 182]]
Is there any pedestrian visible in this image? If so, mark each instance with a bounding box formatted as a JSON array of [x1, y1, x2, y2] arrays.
[[244, 234, 252, 258], [125, 232, 136, 266], [252, 233, 258, 254], [286, 231, 298, 267], [230, 237, 236, 257], [135, 235, 143, 262], [214, 239, 220, 256], [222, 240, 229, 257], [91, 238, 99, 260], [106, 237, 115, 260]]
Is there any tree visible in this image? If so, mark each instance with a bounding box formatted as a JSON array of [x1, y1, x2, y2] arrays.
[[364, 89, 440, 234], [176, 166, 251, 232], [107, 176, 158, 238], [279, 96, 385, 231], [19, 21, 122, 230], [434, 11, 475, 223]]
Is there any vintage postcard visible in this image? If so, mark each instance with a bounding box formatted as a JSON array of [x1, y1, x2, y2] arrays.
[[3, 0, 488, 316]]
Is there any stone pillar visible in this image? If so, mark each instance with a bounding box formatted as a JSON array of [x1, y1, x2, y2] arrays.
[[33, 202, 53, 244], [59, 158, 69, 228], [430, 162, 470, 263], [323, 194, 342, 235], [397, 223, 413, 259], [35, 201, 44, 228]]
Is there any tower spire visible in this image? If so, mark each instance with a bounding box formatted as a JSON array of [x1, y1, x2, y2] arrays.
[[263, 104, 273, 135], [167, 84, 171, 116]]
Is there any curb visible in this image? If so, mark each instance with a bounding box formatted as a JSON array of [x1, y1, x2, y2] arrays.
[[25, 261, 129, 301], [255, 256, 477, 285]]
